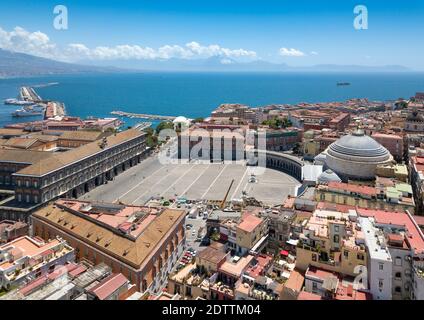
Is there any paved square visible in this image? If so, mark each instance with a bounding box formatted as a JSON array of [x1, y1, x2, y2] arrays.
[[80, 155, 301, 206]]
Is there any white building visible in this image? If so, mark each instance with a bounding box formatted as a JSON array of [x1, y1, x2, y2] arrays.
[[360, 217, 392, 300]]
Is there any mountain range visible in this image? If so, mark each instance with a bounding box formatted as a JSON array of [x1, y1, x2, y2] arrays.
[[0, 48, 412, 77], [0, 49, 126, 78]]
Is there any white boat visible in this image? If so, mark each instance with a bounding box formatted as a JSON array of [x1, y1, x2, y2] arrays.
[[12, 109, 43, 117], [12, 105, 44, 117], [4, 98, 34, 106]]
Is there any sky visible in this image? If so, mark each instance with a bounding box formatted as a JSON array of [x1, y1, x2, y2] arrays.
[[0, 0, 423, 69]]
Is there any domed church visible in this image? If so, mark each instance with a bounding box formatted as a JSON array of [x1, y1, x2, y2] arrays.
[[323, 129, 393, 181]]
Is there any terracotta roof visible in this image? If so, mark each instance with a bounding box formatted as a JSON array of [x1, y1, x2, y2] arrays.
[[297, 291, 322, 300], [357, 208, 424, 254], [237, 213, 263, 233], [88, 273, 128, 300], [16, 129, 144, 176], [0, 148, 52, 164], [412, 215, 424, 227], [3, 138, 40, 149], [326, 182, 377, 197], [284, 269, 305, 292], [306, 266, 338, 282], [32, 203, 185, 269], [197, 243, 227, 265], [58, 130, 106, 142], [0, 128, 26, 136]]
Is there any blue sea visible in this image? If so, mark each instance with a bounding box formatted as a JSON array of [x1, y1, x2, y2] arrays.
[[1, 72, 424, 128]]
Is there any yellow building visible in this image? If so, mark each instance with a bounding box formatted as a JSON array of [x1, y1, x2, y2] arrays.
[[315, 181, 415, 214], [376, 164, 409, 182], [235, 211, 268, 255], [295, 209, 367, 277]]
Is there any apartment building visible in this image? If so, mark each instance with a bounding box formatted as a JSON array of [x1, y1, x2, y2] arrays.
[[235, 211, 268, 256], [356, 208, 424, 300], [295, 209, 368, 277], [410, 155, 424, 215], [0, 236, 75, 290], [31, 199, 186, 293], [372, 133, 404, 162], [315, 181, 415, 214]]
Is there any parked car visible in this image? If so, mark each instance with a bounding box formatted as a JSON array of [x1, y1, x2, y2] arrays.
[[200, 237, 210, 246]]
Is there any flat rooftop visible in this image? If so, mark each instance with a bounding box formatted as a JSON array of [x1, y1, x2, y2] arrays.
[[54, 199, 162, 238]]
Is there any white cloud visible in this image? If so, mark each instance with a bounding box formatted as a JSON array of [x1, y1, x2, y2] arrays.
[[279, 47, 306, 57], [0, 26, 57, 58], [310, 51, 319, 56], [0, 26, 257, 62], [220, 58, 233, 65]]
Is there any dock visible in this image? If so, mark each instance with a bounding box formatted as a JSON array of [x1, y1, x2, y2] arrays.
[[133, 122, 152, 131], [44, 101, 66, 119], [111, 110, 176, 121], [18, 86, 66, 119], [20, 86, 42, 102]]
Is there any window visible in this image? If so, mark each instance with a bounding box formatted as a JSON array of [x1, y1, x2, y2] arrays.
[[312, 253, 317, 262], [379, 263, 384, 271], [344, 250, 349, 258], [334, 235, 340, 243], [395, 272, 402, 279], [379, 279, 384, 289], [395, 286, 401, 293], [312, 282, 318, 293], [395, 257, 402, 266]]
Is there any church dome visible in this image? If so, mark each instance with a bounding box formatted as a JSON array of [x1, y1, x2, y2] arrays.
[[318, 169, 341, 184], [324, 130, 393, 180], [327, 130, 390, 159]]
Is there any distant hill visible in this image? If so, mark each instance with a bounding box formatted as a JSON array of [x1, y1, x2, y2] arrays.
[[0, 49, 128, 77], [79, 56, 411, 73], [0, 48, 412, 76]]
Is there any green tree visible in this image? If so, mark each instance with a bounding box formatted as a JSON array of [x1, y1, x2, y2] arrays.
[[193, 117, 204, 123], [155, 121, 174, 134]]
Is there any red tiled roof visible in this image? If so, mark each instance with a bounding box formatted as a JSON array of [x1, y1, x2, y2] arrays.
[[88, 273, 128, 300], [297, 291, 322, 300], [412, 156, 424, 165], [327, 182, 377, 196], [69, 264, 88, 278], [20, 276, 48, 296], [237, 213, 263, 233], [317, 202, 356, 213], [413, 215, 424, 227], [357, 208, 424, 254], [306, 266, 339, 282]]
